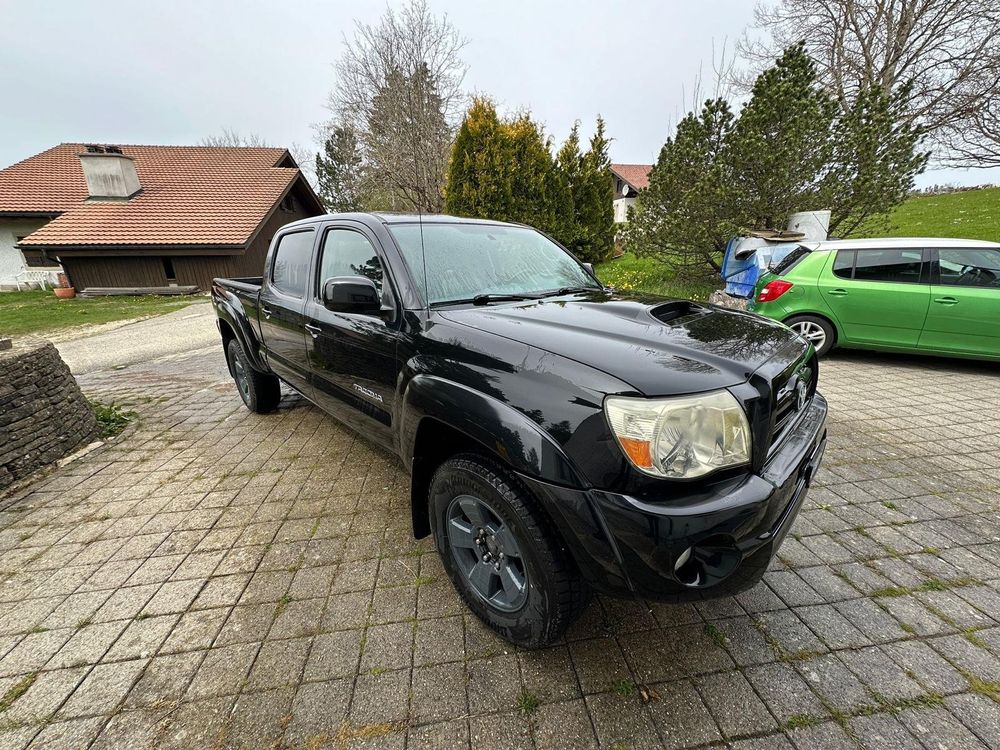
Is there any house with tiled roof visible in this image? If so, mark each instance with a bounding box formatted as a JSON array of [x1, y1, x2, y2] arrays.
[[610, 163, 652, 223], [0, 144, 323, 292]]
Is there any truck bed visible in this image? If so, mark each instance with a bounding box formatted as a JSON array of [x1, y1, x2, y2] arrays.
[[215, 276, 263, 294]]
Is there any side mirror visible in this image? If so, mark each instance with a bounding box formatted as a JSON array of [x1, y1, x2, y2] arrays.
[[322, 276, 381, 314], [582, 262, 594, 275]]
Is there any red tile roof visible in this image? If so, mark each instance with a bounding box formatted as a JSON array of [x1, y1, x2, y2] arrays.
[[0, 144, 315, 247], [611, 163, 653, 191]]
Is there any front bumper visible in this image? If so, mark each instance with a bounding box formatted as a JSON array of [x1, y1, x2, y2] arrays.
[[522, 393, 828, 601]]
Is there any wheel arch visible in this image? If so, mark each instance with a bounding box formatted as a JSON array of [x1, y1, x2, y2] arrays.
[[402, 375, 586, 538], [212, 291, 268, 372], [782, 310, 841, 348]]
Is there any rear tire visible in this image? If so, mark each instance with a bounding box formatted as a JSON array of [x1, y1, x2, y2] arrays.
[[429, 453, 589, 648], [226, 338, 281, 413], [785, 314, 836, 357]]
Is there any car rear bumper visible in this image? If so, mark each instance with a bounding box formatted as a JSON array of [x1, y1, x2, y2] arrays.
[[521, 393, 828, 601]]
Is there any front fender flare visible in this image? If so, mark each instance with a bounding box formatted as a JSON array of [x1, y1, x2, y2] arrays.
[[400, 374, 586, 487]]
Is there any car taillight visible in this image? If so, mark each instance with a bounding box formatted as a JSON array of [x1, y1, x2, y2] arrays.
[[757, 280, 793, 303]]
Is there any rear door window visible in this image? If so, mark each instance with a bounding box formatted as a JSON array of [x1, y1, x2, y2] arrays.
[[937, 248, 1000, 288], [851, 249, 924, 284], [270, 230, 315, 297], [832, 250, 854, 279]]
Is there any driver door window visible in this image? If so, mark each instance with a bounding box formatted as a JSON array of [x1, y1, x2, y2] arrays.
[[937, 248, 1000, 288], [318, 229, 383, 296]]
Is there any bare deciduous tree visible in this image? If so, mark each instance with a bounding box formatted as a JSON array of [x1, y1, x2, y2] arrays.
[[326, 0, 467, 211], [200, 129, 316, 185], [734, 0, 1000, 166], [199, 128, 271, 148]]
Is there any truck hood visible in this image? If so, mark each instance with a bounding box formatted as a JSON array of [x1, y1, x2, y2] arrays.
[[438, 292, 808, 395]]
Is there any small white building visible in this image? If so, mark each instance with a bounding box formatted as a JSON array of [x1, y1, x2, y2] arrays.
[[610, 163, 652, 223], [0, 217, 62, 289]]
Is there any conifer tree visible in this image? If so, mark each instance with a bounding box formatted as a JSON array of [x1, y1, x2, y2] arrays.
[[315, 123, 365, 212], [445, 98, 574, 245], [576, 117, 615, 262], [624, 43, 925, 275]]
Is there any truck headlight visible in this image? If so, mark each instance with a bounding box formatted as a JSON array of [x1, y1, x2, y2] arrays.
[[604, 391, 751, 479]]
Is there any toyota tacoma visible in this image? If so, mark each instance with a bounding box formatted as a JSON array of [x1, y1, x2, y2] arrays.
[[212, 213, 827, 647]]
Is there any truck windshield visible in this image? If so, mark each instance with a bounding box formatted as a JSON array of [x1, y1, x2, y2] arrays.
[[389, 222, 600, 306]]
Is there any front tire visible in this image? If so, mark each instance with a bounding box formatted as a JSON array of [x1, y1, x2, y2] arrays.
[[785, 314, 836, 357], [429, 454, 589, 648], [226, 338, 281, 413]]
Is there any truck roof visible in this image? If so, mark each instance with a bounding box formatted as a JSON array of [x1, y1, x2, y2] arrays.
[[279, 212, 517, 230]]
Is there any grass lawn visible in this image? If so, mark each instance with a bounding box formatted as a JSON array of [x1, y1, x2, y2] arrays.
[[0, 290, 201, 337], [594, 253, 721, 300], [864, 186, 1000, 242]]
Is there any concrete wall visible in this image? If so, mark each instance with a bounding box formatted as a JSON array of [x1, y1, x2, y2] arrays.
[[0, 337, 99, 491], [0, 217, 58, 289]]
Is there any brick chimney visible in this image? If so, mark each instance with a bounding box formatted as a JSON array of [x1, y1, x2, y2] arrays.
[[77, 145, 141, 200]]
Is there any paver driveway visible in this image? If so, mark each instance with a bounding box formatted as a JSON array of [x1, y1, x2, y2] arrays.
[[0, 345, 998, 750]]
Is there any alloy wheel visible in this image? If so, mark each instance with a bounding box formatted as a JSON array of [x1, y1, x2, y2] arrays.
[[232, 354, 251, 403], [446, 494, 529, 612], [790, 320, 827, 351]]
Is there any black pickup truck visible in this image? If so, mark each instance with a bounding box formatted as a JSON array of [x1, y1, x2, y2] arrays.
[[212, 213, 827, 647]]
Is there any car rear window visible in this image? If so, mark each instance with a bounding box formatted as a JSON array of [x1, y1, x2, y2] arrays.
[[770, 245, 811, 275]]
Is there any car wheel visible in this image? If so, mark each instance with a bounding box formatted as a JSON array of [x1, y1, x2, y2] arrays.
[[429, 453, 590, 648], [785, 314, 836, 356], [226, 338, 281, 413]]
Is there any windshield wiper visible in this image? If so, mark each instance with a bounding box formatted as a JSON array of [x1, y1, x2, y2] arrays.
[[471, 293, 541, 306], [536, 286, 604, 298]]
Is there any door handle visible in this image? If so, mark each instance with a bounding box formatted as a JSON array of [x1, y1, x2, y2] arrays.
[[933, 297, 958, 305], [261, 305, 273, 318], [827, 289, 848, 297], [304, 323, 321, 338]]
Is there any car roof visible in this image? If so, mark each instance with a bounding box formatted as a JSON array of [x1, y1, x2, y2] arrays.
[[279, 212, 519, 230], [806, 237, 1000, 251]]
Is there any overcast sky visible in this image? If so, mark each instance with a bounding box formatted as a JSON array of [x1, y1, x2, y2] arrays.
[[2, 0, 997, 188]]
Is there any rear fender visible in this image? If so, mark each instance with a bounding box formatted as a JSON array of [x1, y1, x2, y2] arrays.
[[212, 286, 268, 372]]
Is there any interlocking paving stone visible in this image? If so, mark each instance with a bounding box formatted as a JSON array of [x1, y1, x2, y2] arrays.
[[0, 346, 993, 748], [743, 662, 829, 723], [469, 710, 532, 750], [848, 713, 921, 749], [897, 706, 990, 750], [695, 669, 777, 738], [586, 691, 662, 750], [646, 679, 722, 749]]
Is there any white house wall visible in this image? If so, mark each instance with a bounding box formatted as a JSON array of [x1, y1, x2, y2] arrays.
[[0, 217, 55, 289], [613, 197, 636, 223]]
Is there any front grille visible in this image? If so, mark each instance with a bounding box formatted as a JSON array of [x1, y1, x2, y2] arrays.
[[769, 358, 815, 448]]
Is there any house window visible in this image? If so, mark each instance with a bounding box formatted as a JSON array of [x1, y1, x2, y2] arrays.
[[280, 195, 296, 213], [163, 257, 177, 283], [18, 240, 55, 268]]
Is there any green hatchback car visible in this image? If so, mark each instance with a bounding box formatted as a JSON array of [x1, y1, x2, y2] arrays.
[[748, 238, 1000, 361]]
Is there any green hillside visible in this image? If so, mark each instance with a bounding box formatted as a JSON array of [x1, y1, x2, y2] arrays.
[[864, 186, 1000, 242]]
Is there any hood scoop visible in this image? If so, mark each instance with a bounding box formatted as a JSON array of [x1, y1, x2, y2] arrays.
[[649, 300, 705, 324]]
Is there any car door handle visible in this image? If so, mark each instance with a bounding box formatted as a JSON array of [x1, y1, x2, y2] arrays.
[[827, 289, 848, 297], [261, 305, 273, 318], [933, 296, 958, 305], [304, 323, 321, 338]]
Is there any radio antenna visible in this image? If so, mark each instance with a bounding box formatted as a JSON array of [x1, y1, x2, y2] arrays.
[[404, 80, 430, 308], [418, 203, 429, 307]]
